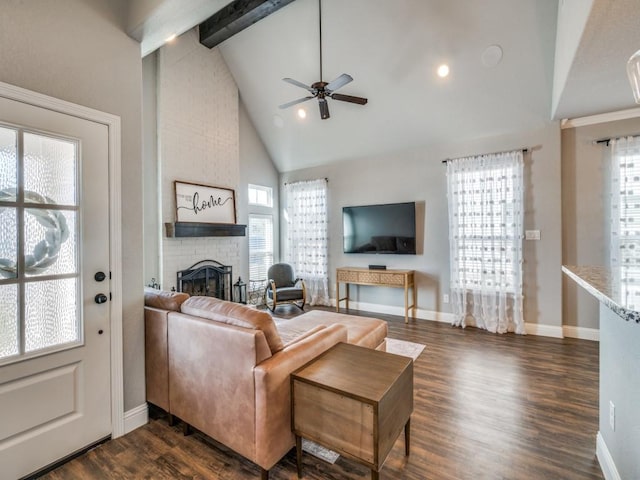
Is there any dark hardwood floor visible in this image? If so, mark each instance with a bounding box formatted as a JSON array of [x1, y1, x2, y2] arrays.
[[41, 307, 603, 479]]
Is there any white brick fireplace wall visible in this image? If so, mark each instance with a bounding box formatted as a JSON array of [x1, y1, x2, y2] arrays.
[[157, 29, 241, 290]]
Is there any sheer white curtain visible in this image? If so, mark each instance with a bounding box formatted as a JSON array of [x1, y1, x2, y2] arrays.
[[446, 150, 525, 334], [285, 178, 330, 306], [610, 136, 640, 309]]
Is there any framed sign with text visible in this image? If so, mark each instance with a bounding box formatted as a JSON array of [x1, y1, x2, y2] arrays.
[[174, 181, 237, 224]]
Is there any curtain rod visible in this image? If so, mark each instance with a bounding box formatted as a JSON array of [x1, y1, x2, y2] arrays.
[[284, 177, 328, 185], [441, 148, 528, 164], [593, 134, 640, 146]]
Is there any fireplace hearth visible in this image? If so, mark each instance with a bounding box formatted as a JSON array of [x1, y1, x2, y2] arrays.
[[176, 260, 233, 300]]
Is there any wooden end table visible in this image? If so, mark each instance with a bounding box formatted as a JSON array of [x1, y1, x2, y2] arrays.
[[291, 343, 413, 479]]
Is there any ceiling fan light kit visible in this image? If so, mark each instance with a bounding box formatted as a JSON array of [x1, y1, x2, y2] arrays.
[[279, 0, 368, 119]]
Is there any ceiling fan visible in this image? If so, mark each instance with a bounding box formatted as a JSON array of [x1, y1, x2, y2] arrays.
[[278, 0, 368, 120]]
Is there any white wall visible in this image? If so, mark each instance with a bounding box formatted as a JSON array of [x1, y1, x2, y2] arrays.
[[551, 0, 595, 117], [0, 0, 144, 411], [157, 29, 241, 290], [281, 122, 562, 331]]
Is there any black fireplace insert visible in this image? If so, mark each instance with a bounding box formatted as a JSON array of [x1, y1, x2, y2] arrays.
[[176, 260, 232, 300]]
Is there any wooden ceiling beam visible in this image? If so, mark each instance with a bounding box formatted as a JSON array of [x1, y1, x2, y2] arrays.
[[199, 0, 297, 49]]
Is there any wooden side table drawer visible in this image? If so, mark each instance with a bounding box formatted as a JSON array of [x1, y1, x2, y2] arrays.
[[357, 271, 380, 284], [379, 273, 404, 286], [337, 270, 359, 282], [293, 381, 375, 463]]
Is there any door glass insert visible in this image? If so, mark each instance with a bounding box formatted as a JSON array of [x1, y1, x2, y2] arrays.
[[0, 125, 80, 364]]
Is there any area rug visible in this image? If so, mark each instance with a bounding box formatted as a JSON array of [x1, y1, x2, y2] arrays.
[[385, 337, 426, 361], [300, 337, 426, 464]]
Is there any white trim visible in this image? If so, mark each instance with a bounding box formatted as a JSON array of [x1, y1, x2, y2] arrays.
[[330, 299, 456, 324], [524, 322, 563, 338], [561, 107, 640, 129], [331, 299, 592, 339], [0, 81, 125, 438], [124, 403, 149, 435], [597, 431, 622, 480], [563, 325, 600, 341]]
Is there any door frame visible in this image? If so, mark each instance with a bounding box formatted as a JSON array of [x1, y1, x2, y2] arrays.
[[0, 80, 125, 437]]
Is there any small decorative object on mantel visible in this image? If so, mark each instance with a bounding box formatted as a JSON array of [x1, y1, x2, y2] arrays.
[[174, 180, 236, 224], [147, 278, 160, 290], [234, 277, 247, 304]]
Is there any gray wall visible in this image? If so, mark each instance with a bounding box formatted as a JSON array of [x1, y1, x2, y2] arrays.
[[239, 100, 281, 278], [0, 0, 145, 411], [561, 117, 640, 330], [143, 52, 160, 286], [282, 122, 562, 330], [599, 303, 640, 479]]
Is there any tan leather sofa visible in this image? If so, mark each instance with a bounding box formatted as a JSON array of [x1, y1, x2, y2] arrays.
[[144, 289, 387, 479]]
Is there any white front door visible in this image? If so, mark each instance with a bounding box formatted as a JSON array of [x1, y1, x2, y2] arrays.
[[0, 95, 111, 479]]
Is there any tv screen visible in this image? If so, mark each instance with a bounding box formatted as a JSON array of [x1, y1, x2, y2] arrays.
[[343, 202, 416, 254]]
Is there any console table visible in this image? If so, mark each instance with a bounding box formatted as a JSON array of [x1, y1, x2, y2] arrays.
[[336, 267, 416, 323], [291, 343, 413, 480]]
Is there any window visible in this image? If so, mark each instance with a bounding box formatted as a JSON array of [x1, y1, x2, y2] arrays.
[[248, 184, 273, 207], [248, 214, 274, 284], [0, 125, 81, 364], [610, 136, 640, 309], [447, 154, 524, 294], [446, 150, 525, 333]]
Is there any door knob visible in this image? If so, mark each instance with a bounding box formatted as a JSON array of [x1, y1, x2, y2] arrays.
[[94, 271, 106, 282], [95, 293, 108, 304]]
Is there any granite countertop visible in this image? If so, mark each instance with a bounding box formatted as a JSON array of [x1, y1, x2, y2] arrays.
[[562, 265, 640, 323]]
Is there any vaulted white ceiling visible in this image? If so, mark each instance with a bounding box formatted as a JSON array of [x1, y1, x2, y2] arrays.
[[128, 0, 640, 172]]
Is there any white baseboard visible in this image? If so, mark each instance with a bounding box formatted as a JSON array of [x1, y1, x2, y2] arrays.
[[597, 431, 621, 480], [123, 403, 148, 435], [331, 299, 599, 340], [335, 299, 455, 323], [563, 325, 600, 342], [524, 322, 564, 338]]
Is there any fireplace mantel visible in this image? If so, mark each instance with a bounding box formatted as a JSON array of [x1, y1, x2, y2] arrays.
[[164, 222, 246, 238]]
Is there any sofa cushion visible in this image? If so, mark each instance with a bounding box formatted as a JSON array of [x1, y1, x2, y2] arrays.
[[181, 296, 284, 354], [275, 310, 387, 349], [144, 287, 190, 311]]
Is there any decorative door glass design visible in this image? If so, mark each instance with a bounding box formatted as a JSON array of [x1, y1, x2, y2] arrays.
[[0, 124, 80, 364]]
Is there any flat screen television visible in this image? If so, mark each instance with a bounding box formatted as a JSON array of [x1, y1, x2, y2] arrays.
[[343, 202, 416, 254]]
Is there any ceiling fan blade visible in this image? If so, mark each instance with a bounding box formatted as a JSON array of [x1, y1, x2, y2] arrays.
[[318, 98, 330, 120], [278, 96, 315, 109], [325, 73, 353, 92], [282, 77, 315, 93], [330, 93, 368, 105]]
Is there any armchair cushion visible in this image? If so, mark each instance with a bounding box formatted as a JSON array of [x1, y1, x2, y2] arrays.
[[181, 296, 284, 354], [266, 286, 304, 302]]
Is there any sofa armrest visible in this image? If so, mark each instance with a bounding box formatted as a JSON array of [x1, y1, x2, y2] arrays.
[[253, 323, 348, 470]]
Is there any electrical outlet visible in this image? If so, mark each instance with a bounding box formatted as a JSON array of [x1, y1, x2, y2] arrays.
[[443, 294, 449, 304], [609, 401, 615, 431], [525, 230, 541, 240]]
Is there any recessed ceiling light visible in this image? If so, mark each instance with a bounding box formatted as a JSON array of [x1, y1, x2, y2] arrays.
[[437, 64, 450, 78], [297, 108, 307, 119], [165, 33, 177, 43], [482, 45, 503, 68]]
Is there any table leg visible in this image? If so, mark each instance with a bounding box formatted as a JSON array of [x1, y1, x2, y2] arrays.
[[412, 283, 417, 319], [296, 435, 303, 478], [335, 280, 340, 312], [404, 282, 409, 323], [345, 283, 350, 310], [405, 418, 411, 456], [371, 469, 379, 480]]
